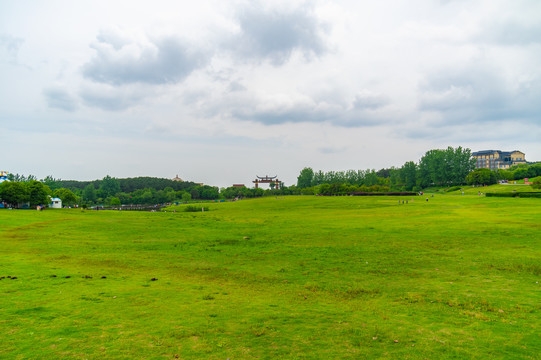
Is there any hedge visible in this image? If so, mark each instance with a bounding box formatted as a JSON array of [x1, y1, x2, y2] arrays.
[[486, 192, 541, 198]]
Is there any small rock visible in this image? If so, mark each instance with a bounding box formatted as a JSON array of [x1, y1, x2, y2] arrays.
[[498, 309, 504, 313], [372, 337, 378, 340], [394, 340, 399, 343], [243, 236, 250, 240]]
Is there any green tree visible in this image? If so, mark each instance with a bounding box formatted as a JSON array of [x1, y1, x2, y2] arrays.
[[466, 168, 497, 186], [401, 161, 418, 191], [83, 184, 97, 203], [110, 197, 121, 206], [41, 175, 61, 191], [26, 180, 51, 207], [418, 146, 475, 187], [181, 192, 192, 202], [0, 181, 28, 207], [297, 167, 314, 188], [53, 188, 78, 206], [100, 175, 120, 198]]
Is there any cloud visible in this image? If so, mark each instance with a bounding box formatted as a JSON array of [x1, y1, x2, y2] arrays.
[[231, 3, 329, 64], [79, 84, 146, 111], [0, 34, 25, 64], [43, 87, 78, 111], [223, 92, 392, 127], [478, 21, 541, 46], [419, 64, 541, 124], [353, 91, 390, 110], [418, 66, 507, 119], [82, 30, 208, 85]]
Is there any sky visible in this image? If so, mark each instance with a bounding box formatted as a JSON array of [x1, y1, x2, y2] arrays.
[[1, 0, 540, 188]]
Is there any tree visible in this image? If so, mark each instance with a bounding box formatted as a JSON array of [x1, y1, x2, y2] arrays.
[[110, 197, 121, 206], [466, 168, 497, 186], [41, 175, 61, 191], [200, 185, 219, 200], [190, 188, 200, 200], [181, 192, 192, 202], [297, 167, 314, 189], [26, 180, 51, 207], [0, 181, 28, 207], [53, 188, 78, 206], [418, 146, 475, 187], [100, 175, 120, 198], [83, 183, 97, 203], [401, 161, 418, 191]]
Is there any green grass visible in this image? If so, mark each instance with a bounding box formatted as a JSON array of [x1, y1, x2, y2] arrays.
[[446, 183, 541, 195], [1, 195, 540, 359]]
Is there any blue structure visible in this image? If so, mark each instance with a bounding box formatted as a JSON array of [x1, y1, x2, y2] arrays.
[[0, 171, 8, 183]]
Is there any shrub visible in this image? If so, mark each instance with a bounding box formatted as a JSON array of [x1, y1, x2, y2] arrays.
[[517, 192, 541, 198], [486, 193, 516, 198], [184, 205, 209, 212], [486, 192, 541, 198]]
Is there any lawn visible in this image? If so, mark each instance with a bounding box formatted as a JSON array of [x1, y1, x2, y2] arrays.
[[1, 195, 539, 359]]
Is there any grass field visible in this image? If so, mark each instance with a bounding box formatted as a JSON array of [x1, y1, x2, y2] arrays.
[[1, 195, 540, 359]]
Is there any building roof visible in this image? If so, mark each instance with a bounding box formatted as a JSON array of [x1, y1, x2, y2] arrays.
[[472, 150, 524, 156]]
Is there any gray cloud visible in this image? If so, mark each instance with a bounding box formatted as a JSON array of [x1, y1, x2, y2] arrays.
[[418, 67, 508, 120], [232, 4, 328, 64], [79, 87, 145, 111], [83, 33, 207, 85], [43, 88, 78, 111], [0, 34, 24, 63], [479, 21, 541, 46], [227, 96, 388, 127], [417, 65, 541, 133]]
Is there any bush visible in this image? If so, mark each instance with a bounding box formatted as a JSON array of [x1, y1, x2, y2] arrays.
[[184, 205, 209, 212], [517, 192, 541, 198], [486, 193, 516, 198], [486, 192, 541, 198]]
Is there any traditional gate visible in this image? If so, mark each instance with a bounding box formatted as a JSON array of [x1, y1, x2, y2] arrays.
[[253, 175, 280, 189]]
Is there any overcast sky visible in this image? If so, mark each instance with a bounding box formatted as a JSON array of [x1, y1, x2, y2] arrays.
[[1, 0, 540, 187]]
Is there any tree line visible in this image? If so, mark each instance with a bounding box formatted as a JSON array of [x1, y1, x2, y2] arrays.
[[2, 147, 540, 207], [296, 147, 541, 194]]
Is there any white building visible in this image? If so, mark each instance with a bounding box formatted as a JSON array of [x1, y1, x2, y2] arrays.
[[50, 197, 62, 208]]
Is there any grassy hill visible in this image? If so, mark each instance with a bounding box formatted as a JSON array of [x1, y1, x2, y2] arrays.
[[1, 195, 540, 359], [445, 183, 541, 195]]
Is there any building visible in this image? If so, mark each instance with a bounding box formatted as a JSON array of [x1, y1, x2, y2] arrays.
[[50, 197, 62, 209], [472, 150, 526, 170], [0, 171, 8, 183], [172, 174, 183, 182]]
